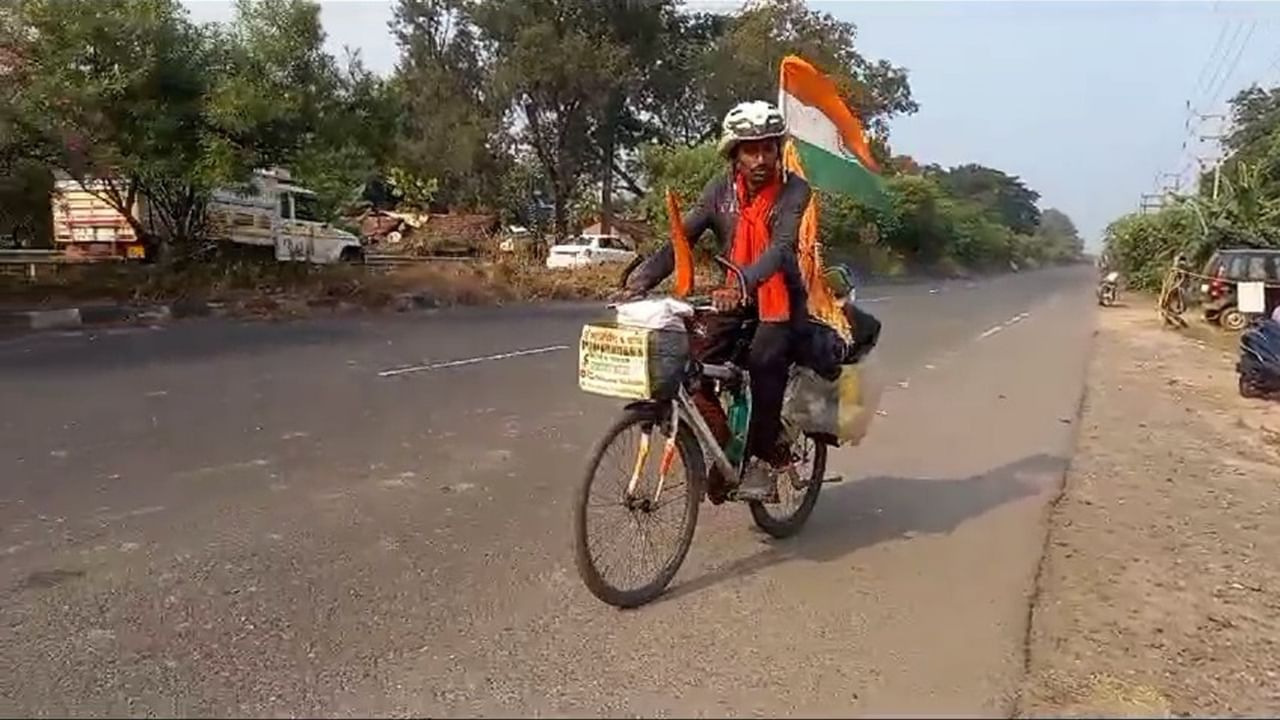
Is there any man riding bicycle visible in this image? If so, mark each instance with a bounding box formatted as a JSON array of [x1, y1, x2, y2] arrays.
[[619, 100, 812, 503]]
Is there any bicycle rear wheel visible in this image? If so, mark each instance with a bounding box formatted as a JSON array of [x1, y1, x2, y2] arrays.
[[749, 436, 825, 539], [573, 404, 705, 608]]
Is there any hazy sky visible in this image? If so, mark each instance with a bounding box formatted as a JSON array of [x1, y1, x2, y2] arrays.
[[184, 0, 1280, 249]]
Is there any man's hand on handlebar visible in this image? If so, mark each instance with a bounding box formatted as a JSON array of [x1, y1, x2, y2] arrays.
[[710, 285, 743, 313]]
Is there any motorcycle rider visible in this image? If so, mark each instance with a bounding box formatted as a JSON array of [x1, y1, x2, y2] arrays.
[[620, 100, 812, 502]]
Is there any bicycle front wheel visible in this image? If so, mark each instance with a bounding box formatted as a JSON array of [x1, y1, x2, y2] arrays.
[[573, 404, 704, 609]]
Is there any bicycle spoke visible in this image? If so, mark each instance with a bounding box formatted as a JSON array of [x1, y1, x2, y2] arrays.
[[581, 417, 693, 595]]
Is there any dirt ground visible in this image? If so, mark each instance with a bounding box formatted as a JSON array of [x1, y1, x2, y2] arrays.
[[1019, 303, 1280, 717]]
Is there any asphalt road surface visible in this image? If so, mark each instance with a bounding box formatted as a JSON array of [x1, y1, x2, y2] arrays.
[[0, 266, 1096, 717]]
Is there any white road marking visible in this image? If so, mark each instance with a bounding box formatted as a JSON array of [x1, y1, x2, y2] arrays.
[[378, 344, 571, 378], [861, 296, 891, 303], [978, 312, 1032, 341]]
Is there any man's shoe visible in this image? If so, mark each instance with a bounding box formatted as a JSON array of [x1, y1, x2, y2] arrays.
[[729, 459, 779, 503]]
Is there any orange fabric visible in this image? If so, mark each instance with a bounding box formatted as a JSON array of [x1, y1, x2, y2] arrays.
[[783, 139, 851, 340], [665, 188, 694, 298], [731, 174, 790, 322], [779, 55, 879, 173]]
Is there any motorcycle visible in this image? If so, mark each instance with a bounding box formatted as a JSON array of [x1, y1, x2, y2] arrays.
[[572, 256, 880, 608], [1238, 318, 1280, 399], [1097, 271, 1120, 307]]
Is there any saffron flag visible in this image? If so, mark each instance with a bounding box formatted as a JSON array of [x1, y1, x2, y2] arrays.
[[778, 55, 886, 339], [665, 188, 694, 298]]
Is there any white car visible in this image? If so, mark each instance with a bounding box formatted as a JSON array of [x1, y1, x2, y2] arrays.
[[545, 234, 637, 269]]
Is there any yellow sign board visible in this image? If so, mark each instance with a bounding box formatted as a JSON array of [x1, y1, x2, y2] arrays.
[[578, 324, 653, 400]]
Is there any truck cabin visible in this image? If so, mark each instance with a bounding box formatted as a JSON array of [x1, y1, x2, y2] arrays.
[[277, 186, 324, 224]]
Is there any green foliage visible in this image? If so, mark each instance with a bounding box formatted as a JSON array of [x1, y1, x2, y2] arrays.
[[470, 0, 630, 236], [700, 0, 916, 139], [0, 160, 53, 247], [929, 163, 1041, 235], [1035, 207, 1085, 264], [1103, 206, 1199, 291], [386, 166, 440, 211], [4, 0, 397, 258], [637, 142, 723, 240], [391, 0, 504, 210], [1, 0, 1067, 278]]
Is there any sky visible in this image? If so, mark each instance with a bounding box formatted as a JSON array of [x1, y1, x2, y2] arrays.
[[183, 0, 1280, 250]]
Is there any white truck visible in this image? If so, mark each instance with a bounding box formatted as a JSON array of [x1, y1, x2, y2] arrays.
[[51, 168, 364, 263]]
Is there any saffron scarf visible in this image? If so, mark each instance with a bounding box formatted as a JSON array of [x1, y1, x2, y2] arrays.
[[730, 174, 790, 322]]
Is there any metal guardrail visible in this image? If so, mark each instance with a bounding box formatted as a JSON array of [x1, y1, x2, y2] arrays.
[[0, 249, 122, 262], [0, 249, 61, 261], [0, 249, 123, 278]]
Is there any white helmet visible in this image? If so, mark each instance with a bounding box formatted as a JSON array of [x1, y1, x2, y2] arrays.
[[717, 100, 787, 158]]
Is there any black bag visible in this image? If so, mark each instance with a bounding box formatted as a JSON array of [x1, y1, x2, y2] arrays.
[[845, 303, 882, 363], [797, 303, 883, 381], [799, 320, 847, 382]]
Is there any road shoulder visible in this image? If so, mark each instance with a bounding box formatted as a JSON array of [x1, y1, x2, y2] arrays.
[[1019, 305, 1280, 717]]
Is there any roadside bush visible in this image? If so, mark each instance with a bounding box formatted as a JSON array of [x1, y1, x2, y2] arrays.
[[1103, 206, 1199, 291]]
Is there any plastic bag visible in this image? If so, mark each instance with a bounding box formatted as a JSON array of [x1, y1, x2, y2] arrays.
[[783, 360, 884, 445], [615, 298, 694, 332]]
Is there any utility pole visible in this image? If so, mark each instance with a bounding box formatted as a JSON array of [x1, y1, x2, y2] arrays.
[[1140, 193, 1165, 215], [1191, 111, 1228, 200]]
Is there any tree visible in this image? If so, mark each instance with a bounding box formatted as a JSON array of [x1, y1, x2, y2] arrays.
[[569, 0, 676, 235], [1216, 85, 1280, 201], [0, 161, 53, 248], [292, 50, 401, 217], [699, 0, 916, 140], [637, 141, 723, 243], [391, 0, 505, 210], [1103, 206, 1198, 291], [1035, 208, 1084, 263], [7, 0, 228, 258], [643, 11, 730, 146], [472, 0, 627, 238], [930, 163, 1041, 235]]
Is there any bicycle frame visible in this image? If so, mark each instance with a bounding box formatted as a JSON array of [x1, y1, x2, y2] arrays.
[[621, 360, 749, 505], [617, 254, 755, 504]]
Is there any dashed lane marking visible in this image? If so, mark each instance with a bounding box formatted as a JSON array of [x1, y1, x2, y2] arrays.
[[378, 345, 571, 378]]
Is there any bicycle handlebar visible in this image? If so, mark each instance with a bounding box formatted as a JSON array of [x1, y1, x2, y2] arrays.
[[615, 253, 748, 303], [712, 255, 748, 301]]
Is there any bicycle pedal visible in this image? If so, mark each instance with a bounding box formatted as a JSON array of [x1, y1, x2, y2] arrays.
[[727, 488, 780, 504]]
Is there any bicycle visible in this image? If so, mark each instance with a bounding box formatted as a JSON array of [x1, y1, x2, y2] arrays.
[[572, 256, 850, 609]]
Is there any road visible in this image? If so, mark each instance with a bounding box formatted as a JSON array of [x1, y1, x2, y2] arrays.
[[0, 266, 1095, 717]]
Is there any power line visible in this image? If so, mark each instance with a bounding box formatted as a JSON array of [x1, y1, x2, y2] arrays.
[[1199, 20, 1244, 109], [1192, 20, 1233, 94], [1206, 20, 1258, 108]]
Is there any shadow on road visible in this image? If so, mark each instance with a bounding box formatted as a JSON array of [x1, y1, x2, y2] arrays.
[[660, 453, 1066, 604]]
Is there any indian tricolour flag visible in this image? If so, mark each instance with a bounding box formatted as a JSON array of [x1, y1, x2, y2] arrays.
[[777, 54, 885, 338], [778, 55, 886, 209]]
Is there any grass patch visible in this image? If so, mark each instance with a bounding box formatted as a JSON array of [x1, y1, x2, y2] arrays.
[[0, 256, 649, 312]]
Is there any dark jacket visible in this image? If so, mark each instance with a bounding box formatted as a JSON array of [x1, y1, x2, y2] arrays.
[[628, 171, 812, 322]]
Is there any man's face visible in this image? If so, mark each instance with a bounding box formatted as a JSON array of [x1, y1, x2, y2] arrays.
[[733, 138, 780, 190]]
